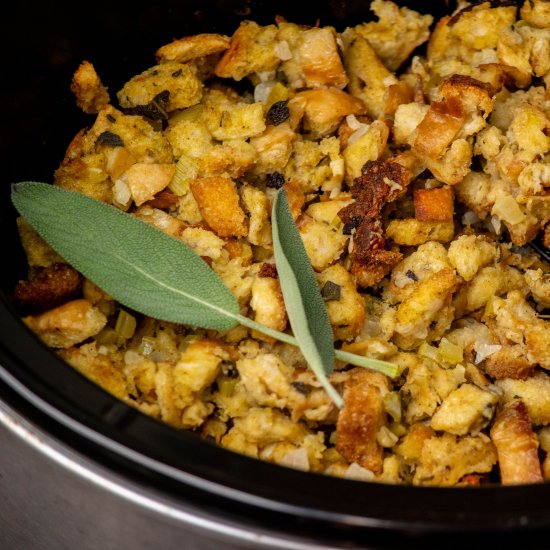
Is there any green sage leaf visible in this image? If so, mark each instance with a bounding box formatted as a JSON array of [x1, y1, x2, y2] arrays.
[[271, 188, 343, 407], [11, 181, 240, 330]]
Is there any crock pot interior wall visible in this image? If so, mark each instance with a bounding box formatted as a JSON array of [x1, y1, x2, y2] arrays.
[[3, 1, 550, 548]]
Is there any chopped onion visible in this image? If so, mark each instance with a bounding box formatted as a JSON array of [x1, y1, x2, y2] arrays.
[[491, 195, 526, 225], [344, 463, 375, 481], [275, 40, 293, 61], [124, 350, 143, 366], [254, 81, 275, 104], [330, 158, 345, 177], [474, 342, 501, 364], [345, 114, 362, 130], [113, 179, 131, 206], [348, 124, 370, 145], [280, 448, 310, 471], [462, 210, 480, 225]]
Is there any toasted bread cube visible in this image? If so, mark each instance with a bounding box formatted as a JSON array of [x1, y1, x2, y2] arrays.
[[190, 176, 247, 238], [336, 369, 390, 474], [343, 30, 396, 119], [215, 21, 279, 81], [23, 299, 107, 349], [491, 399, 543, 485], [386, 219, 455, 246], [496, 372, 550, 426], [413, 98, 466, 159], [413, 433, 497, 486], [291, 88, 366, 139], [414, 187, 454, 222], [317, 264, 366, 341], [60, 343, 128, 400], [155, 33, 230, 63], [299, 27, 348, 89], [71, 60, 109, 114], [122, 163, 176, 206], [353, 0, 433, 71], [430, 384, 499, 436], [117, 62, 203, 112]]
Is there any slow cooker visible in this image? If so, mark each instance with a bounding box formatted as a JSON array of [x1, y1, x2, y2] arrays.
[[2, 1, 550, 548]]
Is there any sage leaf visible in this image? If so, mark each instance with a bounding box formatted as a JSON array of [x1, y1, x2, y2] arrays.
[[11, 182, 240, 330], [272, 188, 343, 408]]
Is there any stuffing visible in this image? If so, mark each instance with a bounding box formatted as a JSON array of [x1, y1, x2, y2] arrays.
[[343, 30, 396, 119], [16, 217, 65, 268], [14, 263, 81, 313], [59, 342, 128, 400], [249, 276, 287, 338], [23, 299, 107, 349], [386, 219, 454, 246], [394, 267, 459, 344], [430, 383, 500, 436], [400, 355, 466, 424], [240, 185, 272, 247], [71, 60, 109, 114], [490, 398, 543, 484], [413, 432, 497, 486], [117, 62, 203, 112], [447, 234, 499, 282], [496, 372, 550, 426], [18, 3, 550, 488], [414, 187, 454, 222], [155, 33, 230, 63], [249, 122, 295, 175], [290, 88, 366, 139], [317, 263, 366, 341], [215, 21, 280, 81], [298, 27, 348, 89], [336, 368, 390, 474], [190, 177, 248, 238], [296, 214, 348, 272], [351, 0, 433, 71], [121, 163, 176, 206]]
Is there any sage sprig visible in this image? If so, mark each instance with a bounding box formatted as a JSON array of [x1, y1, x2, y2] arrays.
[[11, 182, 397, 407], [272, 188, 341, 407]]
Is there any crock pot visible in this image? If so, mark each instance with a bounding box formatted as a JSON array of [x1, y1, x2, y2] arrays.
[[2, 1, 550, 548]]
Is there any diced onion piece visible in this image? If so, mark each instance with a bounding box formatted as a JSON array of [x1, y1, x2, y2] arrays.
[[343, 463, 375, 481], [279, 448, 310, 471], [491, 195, 526, 225], [169, 154, 198, 196], [345, 114, 362, 130], [330, 158, 345, 177], [217, 376, 238, 397], [115, 309, 137, 340], [254, 81, 276, 104], [377, 426, 399, 448], [474, 342, 502, 364], [139, 336, 157, 356], [113, 179, 132, 206], [389, 422, 407, 437], [275, 40, 293, 61], [437, 337, 463, 365], [462, 210, 480, 226], [418, 341, 439, 361], [347, 124, 370, 145], [124, 350, 143, 366], [383, 391, 402, 423]]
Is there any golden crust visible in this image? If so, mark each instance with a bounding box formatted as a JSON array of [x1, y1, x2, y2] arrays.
[[156, 33, 230, 63], [190, 176, 248, 238], [336, 368, 390, 473], [490, 399, 543, 485]]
